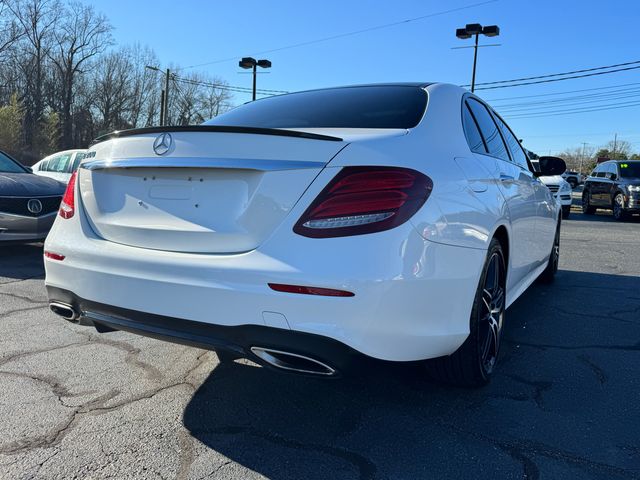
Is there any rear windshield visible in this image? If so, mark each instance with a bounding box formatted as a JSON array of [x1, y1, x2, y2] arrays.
[[619, 162, 640, 178], [205, 86, 428, 129], [0, 151, 26, 173]]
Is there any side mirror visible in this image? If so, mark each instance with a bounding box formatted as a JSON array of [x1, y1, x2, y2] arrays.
[[609, 173, 617, 181], [535, 156, 566, 177]]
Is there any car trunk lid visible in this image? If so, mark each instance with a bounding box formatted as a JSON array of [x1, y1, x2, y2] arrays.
[[79, 128, 347, 253]]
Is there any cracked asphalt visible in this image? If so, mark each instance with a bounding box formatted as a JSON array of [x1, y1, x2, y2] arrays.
[[1, 207, 639, 479]]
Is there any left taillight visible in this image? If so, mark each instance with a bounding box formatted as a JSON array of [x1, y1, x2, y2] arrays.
[[293, 166, 433, 238], [58, 170, 77, 219]]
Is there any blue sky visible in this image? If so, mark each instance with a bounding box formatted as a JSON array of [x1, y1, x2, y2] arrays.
[[90, 0, 640, 155]]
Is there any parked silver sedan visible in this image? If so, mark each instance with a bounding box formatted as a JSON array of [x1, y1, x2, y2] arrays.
[[0, 150, 65, 243]]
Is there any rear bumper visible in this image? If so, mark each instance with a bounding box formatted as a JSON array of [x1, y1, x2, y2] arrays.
[[47, 286, 369, 376], [44, 210, 485, 362]]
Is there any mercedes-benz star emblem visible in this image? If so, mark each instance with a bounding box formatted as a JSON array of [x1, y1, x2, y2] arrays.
[[153, 133, 172, 156], [27, 199, 43, 215]]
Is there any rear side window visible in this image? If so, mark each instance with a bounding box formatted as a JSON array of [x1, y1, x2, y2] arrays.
[[49, 154, 72, 173], [466, 98, 510, 162], [71, 152, 85, 172], [493, 114, 530, 170], [205, 86, 428, 129], [462, 102, 486, 153], [38, 159, 49, 171]]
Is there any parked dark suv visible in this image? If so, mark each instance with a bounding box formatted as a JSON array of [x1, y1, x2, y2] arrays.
[[582, 160, 640, 220]]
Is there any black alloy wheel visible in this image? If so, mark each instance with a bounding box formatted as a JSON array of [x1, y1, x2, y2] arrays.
[[478, 251, 506, 375], [613, 193, 627, 221]]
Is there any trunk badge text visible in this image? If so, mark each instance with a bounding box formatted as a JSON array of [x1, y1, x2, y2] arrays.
[[153, 133, 173, 156]]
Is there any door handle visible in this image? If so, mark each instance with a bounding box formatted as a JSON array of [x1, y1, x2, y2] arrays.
[[500, 174, 515, 182]]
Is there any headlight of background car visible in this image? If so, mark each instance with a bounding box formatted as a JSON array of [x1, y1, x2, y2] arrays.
[[627, 185, 640, 192], [559, 181, 572, 192]]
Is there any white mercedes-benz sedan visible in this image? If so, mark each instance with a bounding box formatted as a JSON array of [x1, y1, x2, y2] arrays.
[[44, 83, 565, 387]]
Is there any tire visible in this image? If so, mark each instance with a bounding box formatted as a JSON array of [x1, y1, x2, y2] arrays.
[[538, 221, 560, 284], [613, 193, 628, 221], [425, 238, 506, 387], [562, 205, 571, 219], [582, 192, 596, 214]]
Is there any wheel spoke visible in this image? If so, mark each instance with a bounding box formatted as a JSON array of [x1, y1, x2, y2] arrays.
[[492, 287, 505, 310]]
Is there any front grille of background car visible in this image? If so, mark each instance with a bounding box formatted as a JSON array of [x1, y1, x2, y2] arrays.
[[547, 185, 560, 193], [0, 196, 62, 217]]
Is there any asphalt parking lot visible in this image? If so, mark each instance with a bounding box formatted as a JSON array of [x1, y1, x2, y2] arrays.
[[1, 206, 639, 479]]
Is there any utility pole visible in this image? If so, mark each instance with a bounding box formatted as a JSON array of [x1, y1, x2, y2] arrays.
[[612, 133, 618, 158], [580, 142, 588, 174], [145, 65, 171, 126], [163, 68, 170, 126]]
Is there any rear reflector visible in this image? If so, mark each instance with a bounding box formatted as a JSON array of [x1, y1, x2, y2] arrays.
[[268, 283, 354, 297], [59, 171, 77, 219], [294, 166, 432, 238], [44, 251, 65, 261]]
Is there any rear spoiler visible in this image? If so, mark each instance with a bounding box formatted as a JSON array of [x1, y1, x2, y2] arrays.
[[92, 125, 343, 145]]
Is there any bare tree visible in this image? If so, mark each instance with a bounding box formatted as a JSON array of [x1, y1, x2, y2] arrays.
[[126, 44, 159, 127], [92, 49, 132, 132], [5, 0, 60, 154], [0, 0, 24, 59], [169, 72, 233, 125], [49, 1, 111, 148]]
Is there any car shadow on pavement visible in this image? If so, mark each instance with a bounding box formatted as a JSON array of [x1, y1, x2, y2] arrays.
[[0, 243, 45, 281], [182, 270, 640, 479]]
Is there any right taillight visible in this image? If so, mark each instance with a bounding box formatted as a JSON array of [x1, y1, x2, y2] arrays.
[[59, 171, 77, 219], [293, 166, 433, 238]]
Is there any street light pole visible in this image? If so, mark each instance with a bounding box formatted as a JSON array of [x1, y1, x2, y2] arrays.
[[239, 57, 272, 101], [456, 24, 500, 93], [471, 32, 479, 93], [252, 64, 257, 101]]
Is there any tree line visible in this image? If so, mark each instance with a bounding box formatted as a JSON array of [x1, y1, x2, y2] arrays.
[[558, 139, 640, 174], [0, 0, 233, 164]]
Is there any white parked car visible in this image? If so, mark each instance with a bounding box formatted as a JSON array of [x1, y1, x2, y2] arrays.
[[539, 175, 572, 219], [44, 83, 565, 387], [32, 149, 87, 183]]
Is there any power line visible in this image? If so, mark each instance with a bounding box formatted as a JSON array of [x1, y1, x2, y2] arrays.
[[486, 82, 640, 103], [181, 0, 498, 70], [464, 59, 640, 87], [172, 75, 288, 96], [503, 100, 640, 119], [495, 87, 640, 111], [473, 65, 640, 91]]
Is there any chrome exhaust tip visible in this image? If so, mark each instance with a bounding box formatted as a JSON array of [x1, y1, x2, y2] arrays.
[[250, 347, 336, 376], [49, 302, 79, 322]]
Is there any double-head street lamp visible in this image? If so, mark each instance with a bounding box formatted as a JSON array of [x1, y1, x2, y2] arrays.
[[239, 57, 272, 101], [455, 23, 500, 93]]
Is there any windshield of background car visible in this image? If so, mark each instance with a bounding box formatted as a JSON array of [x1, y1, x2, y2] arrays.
[[619, 162, 640, 178], [205, 86, 428, 129], [0, 151, 26, 173]]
